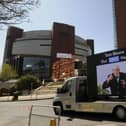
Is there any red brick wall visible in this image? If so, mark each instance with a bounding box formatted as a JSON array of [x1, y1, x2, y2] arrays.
[[52, 59, 75, 80], [114, 0, 126, 48], [51, 22, 75, 80]]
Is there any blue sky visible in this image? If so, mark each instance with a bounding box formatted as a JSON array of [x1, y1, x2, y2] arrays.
[[0, 0, 115, 66]]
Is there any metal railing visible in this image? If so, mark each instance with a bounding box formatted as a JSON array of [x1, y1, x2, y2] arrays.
[[28, 105, 61, 126]]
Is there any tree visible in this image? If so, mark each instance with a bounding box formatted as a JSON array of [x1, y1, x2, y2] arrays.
[[0, 0, 39, 26], [0, 63, 18, 81], [16, 74, 40, 91]]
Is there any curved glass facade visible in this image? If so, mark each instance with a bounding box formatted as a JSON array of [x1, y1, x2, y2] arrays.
[[22, 57, 51, 80]]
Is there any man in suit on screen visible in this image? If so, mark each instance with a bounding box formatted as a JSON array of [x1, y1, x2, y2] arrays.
[[103, 66, 126, 96]]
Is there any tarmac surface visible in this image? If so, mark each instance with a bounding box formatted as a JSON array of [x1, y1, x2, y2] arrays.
[[0, 97, 125, 126]]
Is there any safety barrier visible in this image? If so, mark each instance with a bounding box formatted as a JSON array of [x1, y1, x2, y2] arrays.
[[28, 105, 61, 126]]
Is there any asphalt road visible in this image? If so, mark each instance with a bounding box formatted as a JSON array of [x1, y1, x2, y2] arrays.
[[0, 99, 125, 126]]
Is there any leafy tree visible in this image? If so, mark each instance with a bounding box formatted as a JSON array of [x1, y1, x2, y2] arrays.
[[0, 0, 39, 26], [16, 74, 40, 91], [0, 63, 18, 81]]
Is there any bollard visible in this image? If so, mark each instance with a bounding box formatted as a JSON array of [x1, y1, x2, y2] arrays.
[[49, 118, 56, 126]]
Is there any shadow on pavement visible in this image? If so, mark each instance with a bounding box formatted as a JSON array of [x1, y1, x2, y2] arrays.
[[62, 111, 126, 122]]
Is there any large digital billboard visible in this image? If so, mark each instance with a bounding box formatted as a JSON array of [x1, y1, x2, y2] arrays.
[[87, 49, 126, 98]]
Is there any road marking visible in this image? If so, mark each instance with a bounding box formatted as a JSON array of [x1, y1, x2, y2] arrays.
[[94, 124, 116, 126]]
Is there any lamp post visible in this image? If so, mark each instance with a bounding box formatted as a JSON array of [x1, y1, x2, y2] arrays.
[[58, 59, 61, 79], [30, 83, 33, 99]]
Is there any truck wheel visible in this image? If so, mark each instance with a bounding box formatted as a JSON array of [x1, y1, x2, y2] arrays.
[[53, 103, 63, 115], [114, 106, 126, 120]]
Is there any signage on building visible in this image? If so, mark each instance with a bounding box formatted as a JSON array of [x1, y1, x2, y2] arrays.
[[56, 53, 72, 59]]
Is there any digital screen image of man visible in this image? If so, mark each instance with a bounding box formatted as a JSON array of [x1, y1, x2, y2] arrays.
[[102, 65, 126, 96]]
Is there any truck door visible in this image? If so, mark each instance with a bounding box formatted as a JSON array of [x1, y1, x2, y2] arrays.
[[76, 78, 88, 102], [60, 79, 75, 110]]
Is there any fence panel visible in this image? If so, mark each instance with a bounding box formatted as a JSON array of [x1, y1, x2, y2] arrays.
[[28, 105, 60, 126]]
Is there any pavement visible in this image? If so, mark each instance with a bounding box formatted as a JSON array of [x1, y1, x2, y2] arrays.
[[0, 94, 56, 102], [33, 82, 63, 95], [0, 99, 125, 126], [0, 81, 62, 102], [0, 82, 61, 102]]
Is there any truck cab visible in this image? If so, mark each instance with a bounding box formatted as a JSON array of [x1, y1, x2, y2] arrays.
[[53, 76, 87, 114]]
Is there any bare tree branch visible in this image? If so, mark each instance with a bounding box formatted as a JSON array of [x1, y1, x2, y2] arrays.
[[0, 0, 40, 26]]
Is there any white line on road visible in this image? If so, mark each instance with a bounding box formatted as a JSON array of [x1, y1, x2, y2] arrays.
[[94, 124, 116, 126]]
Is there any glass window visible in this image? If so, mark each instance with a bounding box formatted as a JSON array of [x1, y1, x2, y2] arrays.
[[22, 57, 50, 80], [76, 79, 87, 102], [61, 80, 72, 93]]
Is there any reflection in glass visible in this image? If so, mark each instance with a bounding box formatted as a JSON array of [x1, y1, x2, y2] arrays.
[[23, 57, 50, 80]]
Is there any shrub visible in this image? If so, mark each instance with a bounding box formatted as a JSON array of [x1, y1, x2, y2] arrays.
[[98, 85, 110, 95], [0, 64, 18, 81], [16, 74, 40, 91]]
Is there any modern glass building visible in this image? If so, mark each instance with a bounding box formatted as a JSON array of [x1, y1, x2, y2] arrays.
[[3, 22, 94, 80]]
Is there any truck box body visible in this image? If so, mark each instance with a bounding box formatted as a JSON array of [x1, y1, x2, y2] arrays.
[[87, 48, 126, 98], [53, 48, 126, 120]]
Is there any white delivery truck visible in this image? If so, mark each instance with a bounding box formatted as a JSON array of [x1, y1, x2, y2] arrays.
[[53, 49, 126, 120], [53, 76, 126, 120]]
